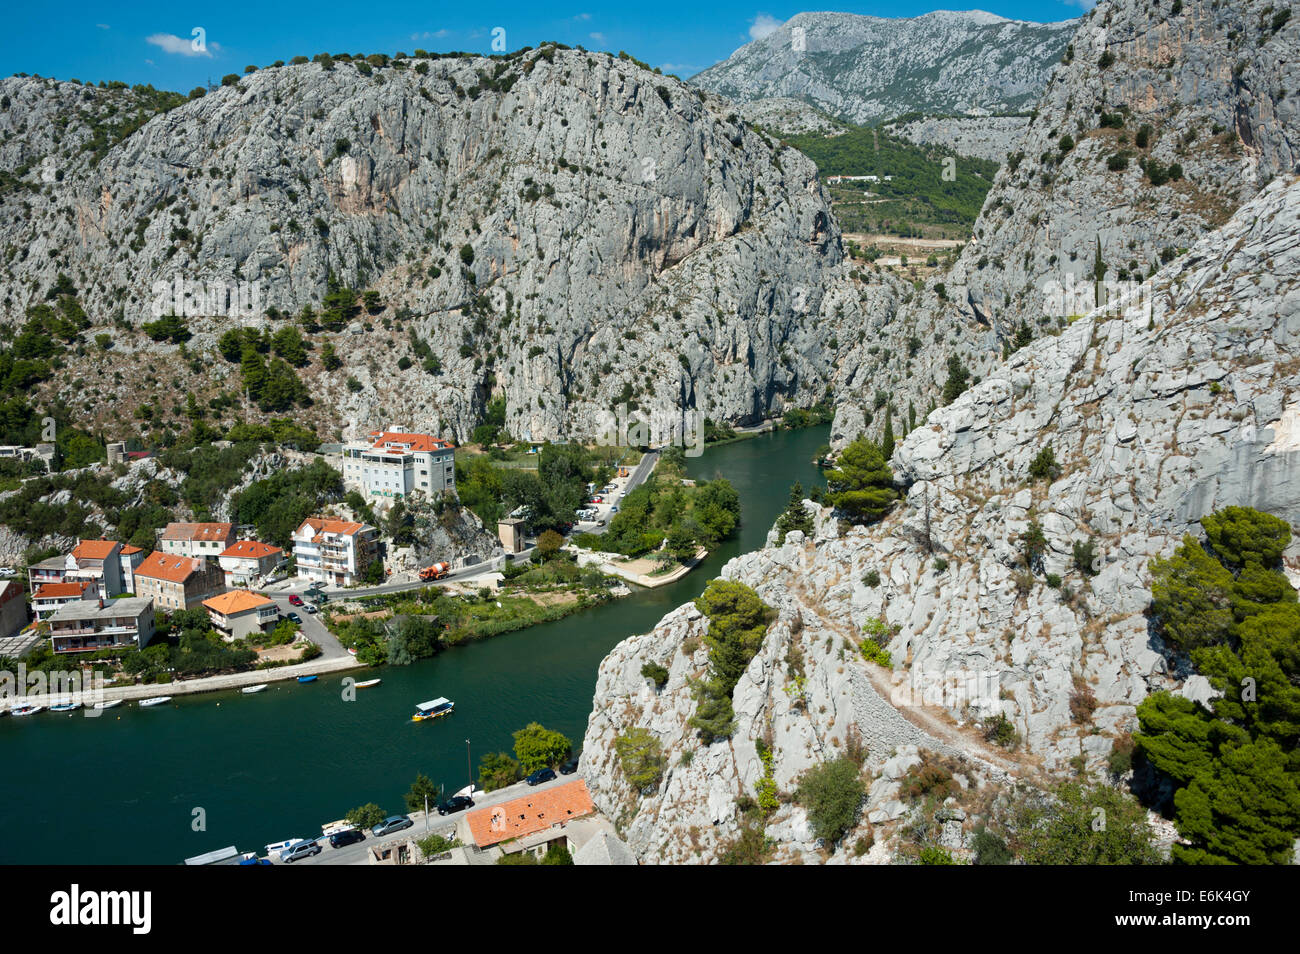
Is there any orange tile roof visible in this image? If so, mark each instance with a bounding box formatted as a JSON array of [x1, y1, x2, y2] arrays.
[[161, 522, 234, 543], [366, 431, 456, 453], [465, 779, 595, 848], [134, 551, 207, 584], [203, 590, 274, 615], [300, 517, 367, 538], [120, 545, 143, 555], [71, 540, 120, 561], [34, 581, 95, 599], [220, 540, 283, 559]]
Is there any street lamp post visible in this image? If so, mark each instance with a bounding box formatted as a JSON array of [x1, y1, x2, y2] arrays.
[[466, 739, 472, 794]]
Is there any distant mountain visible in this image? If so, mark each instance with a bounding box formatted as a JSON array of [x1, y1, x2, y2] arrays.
[[692, 10, 1078, 125]]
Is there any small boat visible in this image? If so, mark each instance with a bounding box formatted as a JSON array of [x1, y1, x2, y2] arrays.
[[50, 701, 82, 712], [139, 696, 172, 707], [93, 699, 122, 710], [347, 648, 358, 656], [411, 697, 454, 722], [355, 678, 381, 689], [11, 704, 44, 716], [241, 684, 269, 694], [297, 675, 318, 684]]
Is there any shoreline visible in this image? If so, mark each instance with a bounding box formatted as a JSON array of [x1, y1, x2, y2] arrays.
[[1, 652, 364, 711]]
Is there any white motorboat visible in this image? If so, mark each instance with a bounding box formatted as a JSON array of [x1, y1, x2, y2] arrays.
[[241, 684, 269, 694], [93, 699, 122, 710], [138, 696, 173, 707]]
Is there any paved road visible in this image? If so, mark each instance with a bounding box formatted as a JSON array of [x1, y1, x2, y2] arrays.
[[277, 771, 583, 866], [268, 595, 348, 659]]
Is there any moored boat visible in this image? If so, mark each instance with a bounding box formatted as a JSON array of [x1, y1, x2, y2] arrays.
[[297, 675, 318, 683], [93, 699, 122, 710], [241, 684, 269, 694], [50, 701, 81, 712], [355, 678, 381, 689], [411, 697, 454, 721], [11, 704, 44, 716], [139, 696, 172, 707]]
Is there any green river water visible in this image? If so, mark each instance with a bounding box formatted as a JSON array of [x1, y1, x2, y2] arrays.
[[0, 425, 829, 864]]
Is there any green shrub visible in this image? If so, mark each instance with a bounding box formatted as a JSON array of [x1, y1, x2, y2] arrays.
[[796, 757, 865, 844]]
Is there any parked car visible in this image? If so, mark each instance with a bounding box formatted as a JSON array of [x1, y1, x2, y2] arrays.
[[437, 795, 475, 816], [559, 757, 579, 775], [0, 566, 14, 577], [286, 612, 302, 624], [303, 602, 318, 614], [611, 505, 620, 513], [328, 828, 366, 849], [288, 594, 304, 606], [525, 767, 556, 786], [279, 840, 321, 863], [371, 815, 414, 837]]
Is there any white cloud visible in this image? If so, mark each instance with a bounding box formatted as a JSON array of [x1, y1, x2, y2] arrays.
[[411, 29, 450, 41], [96, 23, 110, 30], [657, 63, 701, 75], [589, 32, 606, 43], [749, 13, 783, 41], [145, 33, 214, 58], [1063, 0, 1097, 8], [574, 13, 591, 20]]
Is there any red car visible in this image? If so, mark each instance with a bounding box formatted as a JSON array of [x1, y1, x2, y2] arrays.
[[288, 595, 304, 606]]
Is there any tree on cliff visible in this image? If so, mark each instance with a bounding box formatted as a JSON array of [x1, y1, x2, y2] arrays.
[[824, 438, 897, 525]]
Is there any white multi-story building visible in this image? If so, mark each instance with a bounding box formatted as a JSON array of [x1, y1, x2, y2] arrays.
[[339, 431, 456, 504], [292, 518, 379, 587]]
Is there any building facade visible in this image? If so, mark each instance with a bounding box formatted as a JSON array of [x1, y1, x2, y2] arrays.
[[26, 540, 124, 599], [119, 545, 146, 594], [203, 590, 280, 641], [217, 540, 286, 589], [47, 597, 155, 653], [32, 580, 96, 622], [133, 552, 226, 613], [0, 580, 28, 640], [339, 431, 456, 503], [159, 522, 237, 559], [292, 518, 379, 587]]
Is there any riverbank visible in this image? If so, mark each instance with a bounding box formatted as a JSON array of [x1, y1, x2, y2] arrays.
[[1, 652, 363, 711], [0, 424, 831, 864], [572, 545, 708, 588]]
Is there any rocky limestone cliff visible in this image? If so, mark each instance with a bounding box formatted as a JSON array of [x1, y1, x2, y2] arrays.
[[888, 115, 1033, 163], [580, 171, 1300, 863], [946, 0, 1300, 334], [692, 10, 1076, 125], [0, 48, 863, 443], [830, 0, 1300, 457]]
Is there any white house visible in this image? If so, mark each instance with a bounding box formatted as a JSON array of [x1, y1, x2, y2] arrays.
[[217, 540, 286, 589], [292, 518, 379, 587]]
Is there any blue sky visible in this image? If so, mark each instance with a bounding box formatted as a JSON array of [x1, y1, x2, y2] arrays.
[[2, 2, 1091, 91]]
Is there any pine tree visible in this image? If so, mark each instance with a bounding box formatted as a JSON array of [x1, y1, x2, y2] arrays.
[[881, 412, 895, 460], [825, 438, 898, 525], [775, 481, 815, 543]]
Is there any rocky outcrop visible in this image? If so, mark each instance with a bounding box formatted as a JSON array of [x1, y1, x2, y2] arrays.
[[945, 0, 1300, 334], [887, 115, 1032, 163], [0, 49, 864, 444], [831, 0, 1300, 456], [737, 97, 847, 136], [692, 11, 1076, 125], [581, 170, 1300, 863]]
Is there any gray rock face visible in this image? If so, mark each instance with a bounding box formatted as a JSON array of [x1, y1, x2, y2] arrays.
[[0, 49, 864, 443], [737, 97, 847, 136], [692, 10, 1077, 125], [581, 169, 1300, 863], [888, 116, 1033, 163], [945, 0, 1300, 335], [831, 0, 1300, 457]]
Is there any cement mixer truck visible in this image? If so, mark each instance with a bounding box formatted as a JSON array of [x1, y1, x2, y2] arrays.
[[419, 562, 451, 582]]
